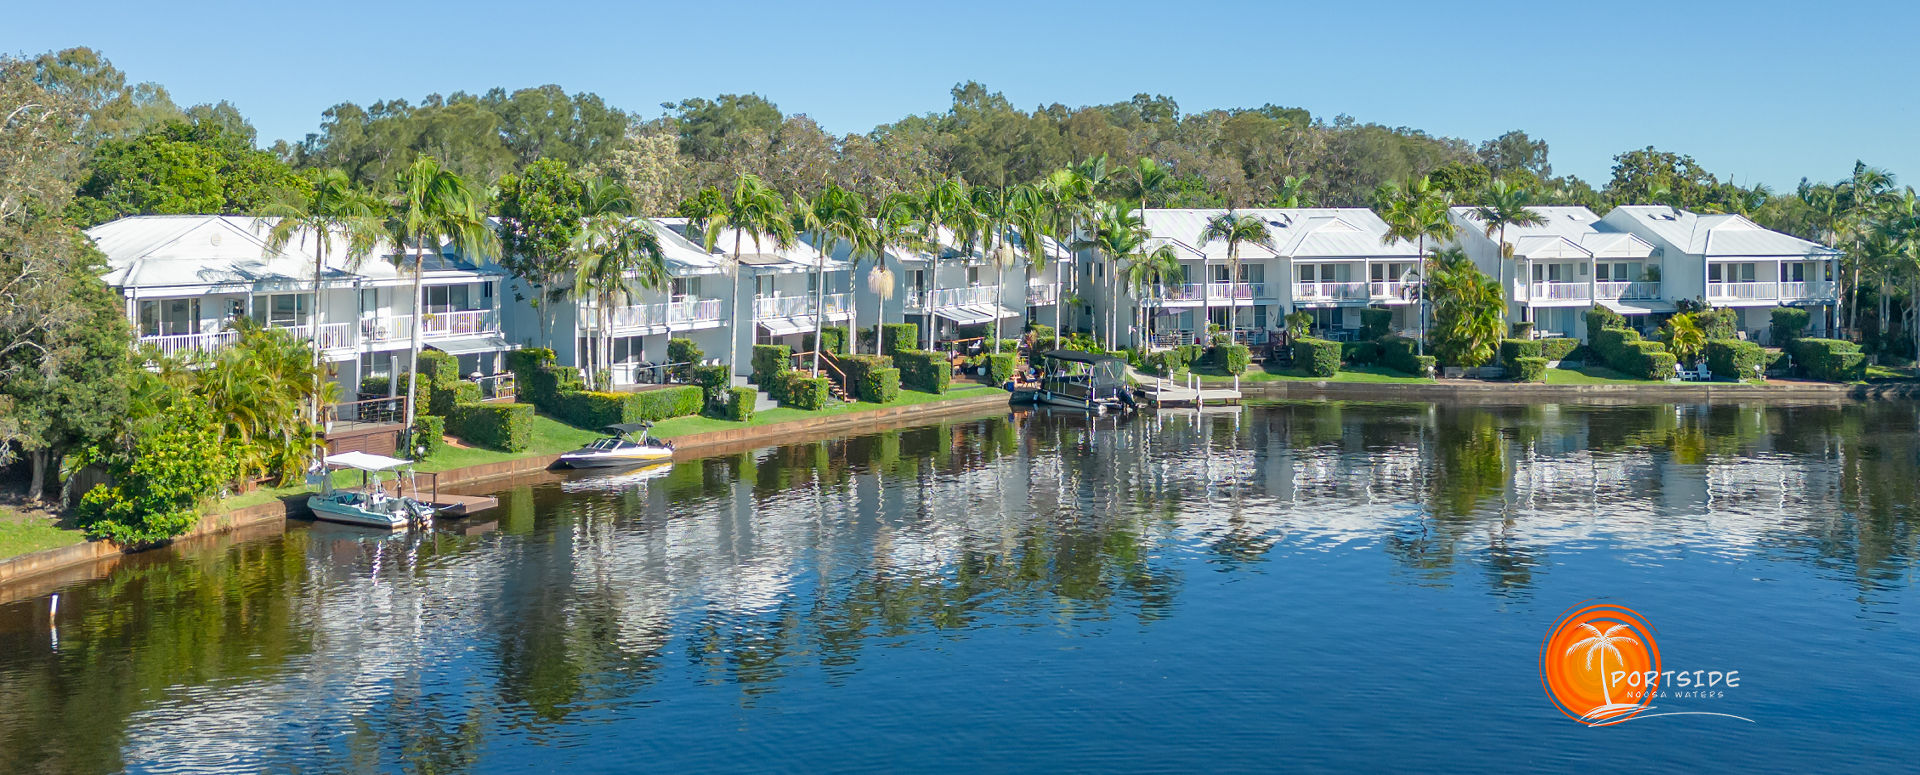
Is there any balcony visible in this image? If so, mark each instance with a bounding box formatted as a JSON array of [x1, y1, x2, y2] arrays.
[[136, 330, 239, 357], [1778, 281, 1834, 301], [1706, 282, 1776, 301], [284, 321, 356, 350], [1594, 281, 1661, 301], [1294, 281, 1369, 302], [1527, 282, 1590, 302], [1027, 282, 1058, 307], [928, 285, 998, 309], [371, 310, 500, 342], [589, 298, 725, 332], [1145, 282, 1270, 304], [753, 292, 850, 320], [1369, 281, 1411, 300]]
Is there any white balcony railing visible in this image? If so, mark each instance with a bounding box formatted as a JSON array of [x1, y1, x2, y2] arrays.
[[1528, 282, 1590, 301], [278, 321, 355, 350], [374, 310, 500, 341], [1294, 281, 1370, 301], [1027, 282, 1058, 306], [1777, 281, 1833, 301], [1369, 280, 1410, 299], [1145, 282, 1270, 303], [928, 285, 998, 309], [753, 292, 850, 319], [592, 298, 724, 332], [1593, 281, 1661, 301], [1707, 282, 1777, 301], [137, 330, 240, 357]]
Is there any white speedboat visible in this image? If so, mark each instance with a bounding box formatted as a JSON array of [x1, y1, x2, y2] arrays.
[[553, 423, 675, 469], [307, 451, 437, 530]]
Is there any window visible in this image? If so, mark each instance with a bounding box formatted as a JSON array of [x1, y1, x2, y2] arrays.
[[671, 278, 701, 299], [1238, 264, 1264, 283], [968, 267, 981, 285], [251, 293, 309, 328], [424, 284, 473, 313], [1253, 306, 1269, 329], [1596, 264, 1611, 282], [361, 289, 379, 315], [139, 299, 200, 337], [1298, 264, 1317, 283], [1708, 264, 1722, 283], [1781, 262, 1805, 282]]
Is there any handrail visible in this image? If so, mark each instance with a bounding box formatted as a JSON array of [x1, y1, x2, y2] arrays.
[[791, 349, 849, 391]]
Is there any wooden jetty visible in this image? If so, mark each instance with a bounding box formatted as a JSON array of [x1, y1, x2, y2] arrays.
[[1138, 375, 1242, 408]]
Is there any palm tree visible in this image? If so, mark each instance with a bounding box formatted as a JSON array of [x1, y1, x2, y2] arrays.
[[1838, 162, 1896, 334], [852, 192, 920, 355], [969, 185, 1017, 347], [795, 185, 866, 375], [689, 174, 792, 374], [1042, 168, 1092, 346], [1007, 183, 1054, 347], [386, 154, 497, 441], [1472, 178, 1548, 325], [1426, 247, 1504, 367], [1123, 242, 1181, 350], [257, 168, 385, 430], [1195, 211, 1275, 344], [1566, 621, 1639, 710], [572, 177, 668, 387], [1074, 201, 1146, 348], [1268, 174, 1314, 208], [916, 178, 971, 350], [1377, 176, 1457, 355]]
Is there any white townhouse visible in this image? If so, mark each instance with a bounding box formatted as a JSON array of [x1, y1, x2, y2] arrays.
[[500, 218, 732, 385], [1112, 208, 1424, 348], [90, 214, 511, 397], [657, 219, 853, 374], [1603, 206, 1840, 340], [1448, 206, 1662, 338], [830, 225, 1070, 349]]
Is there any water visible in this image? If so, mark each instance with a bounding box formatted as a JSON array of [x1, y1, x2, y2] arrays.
[[3, 400, 1919, 773]]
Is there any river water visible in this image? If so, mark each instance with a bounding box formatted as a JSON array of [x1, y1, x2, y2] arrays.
[[2, 400, 1918, 773]]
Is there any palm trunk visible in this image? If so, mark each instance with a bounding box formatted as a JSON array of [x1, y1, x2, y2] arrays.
[[1416, 237, 1427, 357], [311, 241, 327, 432], [849, 260, 862, 359], [730, 231, 744, 374], [810, 231, 825, 377], [993, 254, 1006, 347], [403, 236, 424, 444], [1201, 248, 1212, 346]]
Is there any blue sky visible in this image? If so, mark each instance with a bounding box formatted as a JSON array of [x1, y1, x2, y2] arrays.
[[13, 0, 1915, 190]]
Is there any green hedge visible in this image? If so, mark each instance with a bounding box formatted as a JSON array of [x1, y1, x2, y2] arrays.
[[1766, 348, 1791, 374], [1216, 344, 1251, 375], [1770, 307, 1809, 346], [691, 364, 732, 404], [751, 344, 791, 385], [418, 349, 462, 416], [410, 415, 446, 460], [506, 347, 555, 375], [1512, 357, 1548, 383], [802, 326, 849, 355], [1790, 338, 1865, 382], [452, 381, 480, 406], [1697, 308, 1738, 340], [985, 353, 1018, 385], [448, 402, 534, 452], [839, 354, 895, 402], [866, 367, 901, 403], [1292, 337, 1340, 377], [772, 370, 832, 409], [1343, 340, 1381, 365], [1381, 336, 1434, 377], [1026, 323, 1054, 342], [722, 386, 756, 421], [1510, 321, 1534, 339], [883, 323, 919, 356], [1540, 337, 1581, 362], [668, 338, 702, 381], [1360, 308, 1393, 341], [1585, 306, 1626, 341], [1592, 327, 1675, 379], [552, 386, 702, 428], [1499, 338, 1543, 364], [896, 349, 950, 393], [359, 375, 391, 396], [1704, 339, 1766, 381]]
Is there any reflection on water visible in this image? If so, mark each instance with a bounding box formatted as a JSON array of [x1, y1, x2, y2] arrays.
[[2, 401, 1919, 772]]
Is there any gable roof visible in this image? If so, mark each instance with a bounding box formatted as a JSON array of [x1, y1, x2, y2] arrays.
[[1608, 205, 1835, 257], [1140, 208, 1421, 261], [1451, 205, 1656, 260], [92, 214, 502, 292]]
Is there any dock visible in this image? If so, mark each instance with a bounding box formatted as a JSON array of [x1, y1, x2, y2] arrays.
[[425, 493, 499, 517], [1138, 375, 1242, 408]]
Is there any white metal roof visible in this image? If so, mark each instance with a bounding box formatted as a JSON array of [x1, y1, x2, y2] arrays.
[[1607, 205, 1834, 258], [1451, 206, 1657, 260], [90, 215, 497, 294], [1140, 208, 1422, 261], [658, 217, 847, 275]]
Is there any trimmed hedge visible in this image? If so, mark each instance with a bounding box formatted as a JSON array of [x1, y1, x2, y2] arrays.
[[985, 353, 1018, 385], [691, 364, 732, 404], [1704, 339, 1767, 381], [1360, 308, 1393, 341], [802, 326, 849, 355], [883, 323, 919, 356], [751, 344, 791, 385], [410, 415, 446, 460], [448, 402, 534, 452], [1770, 307, 1809, 346], [896, 349, 950, 393], [553, 386, 703, 428], [506, 347, 555, 375], [418, 349, 462, 416], [1343, 340, 1381, 365], [668, 338, 702, 381], [359, 375, 391, 397], [1215, 344, 1251, 375], [452, 381, 480, 407], [1292, 337, 1340, 377], [1585, 306, 1626, 341], [722, 387, 756, 421], [1510, 321, 1534, 339], [1512, 357, 1548, 383], [1026, 323, 1055, 343], [1593, 327, 1675, 379], [839, 354, 894, 402], [771, 369, 832, 409], [1697, 308, 1738, 340], [1499, 338, 1543, 364], [1790, 338, 1865, 382], [1540, 337, 1581, 362], [866, 367, 902, 404], [1381, 336, 1434, 377]]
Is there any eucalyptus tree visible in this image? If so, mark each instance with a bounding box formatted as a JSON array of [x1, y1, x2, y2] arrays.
[[794, 185, 866, 375], [258, 167, 385, 427], [571, 177, 667, 387], [1377, 176, 1457, 354], [385, 154, 497, 438], [1195, 210, 1275, 344], [916, 178, 971, 349], [686, 174, 792, 372], [493, 158, 586, 344], [1471, 178, 1547, 324]]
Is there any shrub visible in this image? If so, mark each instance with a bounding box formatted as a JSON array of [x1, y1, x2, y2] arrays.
[[865, 367, 902, 404], [1499, 338, 1543, 364], [1216, 344, 1251, 375], [74, 399, 236, 545], [839, 354, 895, 402], [691, 363, 732, 404], [1591, 327, 1675, 378], [1766, 348, 1791, 374], [552, 386, 702, 428], [1512, 357, 1548, 383], [452, 381, 480, 406], [1540, 337, 1581, 363], [1360, 308, 1394, 340], [1585, 306, 1626, 341], [803, 325, 849, 355], [359, 375, 391, 397], [751, 344, 791, 385], [418, 349, 462, 416], [896, 349, 950, 393], [1704, 339, 1767, 381], [1791, 338, 1866, 382], [449, 402, 533, 452], [667, 338, 703, 381], [1343, 340, 1381, 365], [1697, 308, 1738, 340], [1143, 351, 1178, 375], [985, 352, 1018, 385], [775, 370, 832, 409], [410, 415, 446, 460], [1176, 344, 1204, 368], [1292, 337, 1340, 377], [883, 323, 919, 355], [1380, 336, 1432, 377], [1770, 307, 1810, 346], [1510, 321, 1534, 339], [1285, 311, 1311, 338], [1025, 323, 1054, 344], [1638, 350, 1678, 380], [505, 347, 556, 375], [722, 386, 756, 421]]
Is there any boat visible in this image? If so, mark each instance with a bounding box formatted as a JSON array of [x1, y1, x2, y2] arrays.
[[306, 451, 437, 530], [1009, 350, 1139, 414], [553, 422, 675, 469]]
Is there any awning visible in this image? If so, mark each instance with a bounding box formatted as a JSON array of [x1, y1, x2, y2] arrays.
[[758, 316, 816, 336], [428, 335, 512, 355], [933, 307, 993, 325], [1601, 299, 1677, 315]]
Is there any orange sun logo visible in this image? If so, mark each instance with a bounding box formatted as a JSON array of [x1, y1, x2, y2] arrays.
[[1540, 602, 1662, 726]]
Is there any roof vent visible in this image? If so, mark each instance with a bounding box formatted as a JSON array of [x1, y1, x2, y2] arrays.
[[208, 231, 222, 247]]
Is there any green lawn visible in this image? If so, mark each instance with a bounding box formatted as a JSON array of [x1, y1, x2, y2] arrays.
[[0, 506, 86, 557], [1544, 364, 1653, 385], [1174, 363, 1434, 384]]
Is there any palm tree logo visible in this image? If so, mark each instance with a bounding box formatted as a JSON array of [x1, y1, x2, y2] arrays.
[[1568, 622, 1637, 710], [1541, 602, 1661, 725]]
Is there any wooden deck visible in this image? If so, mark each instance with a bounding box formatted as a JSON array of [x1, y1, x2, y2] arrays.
[[425, 493, 498, 517], [1138, 377, 1242, 408]]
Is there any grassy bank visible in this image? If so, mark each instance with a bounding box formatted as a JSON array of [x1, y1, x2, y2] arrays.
[[0, 506, 86, 558], [651, 384, 1001, 438]]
